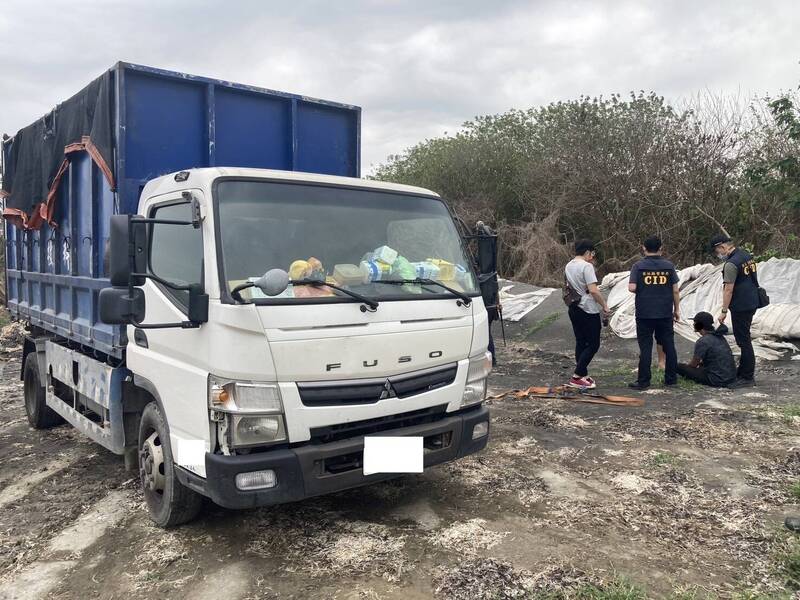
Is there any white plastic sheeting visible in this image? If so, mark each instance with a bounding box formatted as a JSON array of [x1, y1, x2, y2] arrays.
[[603, 258, 800, 360], [497, 279, 557, 322]]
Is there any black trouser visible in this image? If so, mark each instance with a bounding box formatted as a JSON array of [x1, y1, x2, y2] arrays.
[[676, 363, 713, 386], [635, 317, 677, 385], [568, 304, 601, 377], [731, 309, 756, 380]]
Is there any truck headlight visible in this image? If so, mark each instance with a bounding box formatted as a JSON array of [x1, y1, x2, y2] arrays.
[[208, 376, 288, 448], [208, 376, 283, 413], [462, 352, 492, 407], [231, 415, 287, 447]]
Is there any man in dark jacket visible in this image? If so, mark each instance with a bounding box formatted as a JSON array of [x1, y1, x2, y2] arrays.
[[710, 235, 759, 385], [627, 236, 680, 390], [676, 312, 737, 387]]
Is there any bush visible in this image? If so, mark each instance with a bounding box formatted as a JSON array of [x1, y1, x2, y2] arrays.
[[374, 92, 800, 283]]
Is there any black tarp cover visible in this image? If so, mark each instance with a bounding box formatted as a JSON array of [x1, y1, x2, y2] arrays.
[[1, 71, 115, 230]]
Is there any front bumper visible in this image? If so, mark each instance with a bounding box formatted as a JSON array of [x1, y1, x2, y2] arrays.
[[185, 406, 489, 509]]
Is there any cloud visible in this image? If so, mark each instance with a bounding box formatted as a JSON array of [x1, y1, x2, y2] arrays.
[[1, 0, 798, 173]]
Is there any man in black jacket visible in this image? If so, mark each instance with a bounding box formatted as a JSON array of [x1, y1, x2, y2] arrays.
[[710, 235, 759, 385], [627, 236, 681, 390]]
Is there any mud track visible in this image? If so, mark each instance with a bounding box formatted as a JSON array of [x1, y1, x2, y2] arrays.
[[0, 318, 798, 599]]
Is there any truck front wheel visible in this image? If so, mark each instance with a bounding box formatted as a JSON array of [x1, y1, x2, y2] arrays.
[[138, 402, 203, 527], [23, 353, 63, 429]]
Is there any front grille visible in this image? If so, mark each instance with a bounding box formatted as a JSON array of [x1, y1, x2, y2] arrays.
[[308, 404, 449, 444], [298, 364, 457, 407], [392, 366, 457, 398], [298, 380, 388, 407]]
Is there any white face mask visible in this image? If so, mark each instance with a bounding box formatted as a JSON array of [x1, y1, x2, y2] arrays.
[[715, 247, 728, 260]]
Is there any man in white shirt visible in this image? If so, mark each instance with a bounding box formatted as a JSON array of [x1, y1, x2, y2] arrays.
[[564, 240, 611, 389]]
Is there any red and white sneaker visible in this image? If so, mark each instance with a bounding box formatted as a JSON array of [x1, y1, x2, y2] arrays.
[[567, 376, 596, 390]]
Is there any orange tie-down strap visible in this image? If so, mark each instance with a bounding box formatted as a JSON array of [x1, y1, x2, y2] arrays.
[[487, 386, 644, 407]]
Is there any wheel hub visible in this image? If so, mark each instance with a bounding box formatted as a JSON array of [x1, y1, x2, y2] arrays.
[[140, 431, 166, 494]]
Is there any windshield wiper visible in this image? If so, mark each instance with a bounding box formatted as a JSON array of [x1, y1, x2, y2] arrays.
[[373, 279, 472, 306], [292, 279, 380, 311]]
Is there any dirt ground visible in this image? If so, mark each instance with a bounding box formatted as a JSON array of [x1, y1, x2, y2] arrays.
[[0, 306, 799, 600]]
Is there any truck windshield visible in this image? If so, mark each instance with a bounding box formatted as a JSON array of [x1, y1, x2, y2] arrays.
[[215, 180, 479, 302]]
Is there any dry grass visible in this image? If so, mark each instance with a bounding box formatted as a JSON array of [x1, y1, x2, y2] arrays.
[[433, 558, 538, 599], [428, 519, 507, 556], [126, 530, 191, 591], [432, 559, 644, 600], [475, 389, 798, 595], [502, 213, 573, 288], [0, 321, 25, 355], [245, 507, 412, 582]]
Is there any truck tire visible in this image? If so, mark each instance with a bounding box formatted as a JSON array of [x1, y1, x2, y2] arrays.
[[138, 402, 203, 527], [23, 353, 63, 429]]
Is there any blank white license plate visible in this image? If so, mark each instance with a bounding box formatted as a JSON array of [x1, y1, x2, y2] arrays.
[[363, 436, 424, 475]]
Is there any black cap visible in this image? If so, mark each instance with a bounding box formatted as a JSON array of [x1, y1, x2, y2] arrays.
[[693, 311, 715, 331], [709, 234, 732, 251]]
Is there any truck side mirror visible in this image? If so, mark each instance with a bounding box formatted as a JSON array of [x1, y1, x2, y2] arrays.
[[187, 284, 209, 324], [99, 287, 146, 325], [475, 224, 498, 276], [109, 214, 147, 286], [104, 209, 206, 330]]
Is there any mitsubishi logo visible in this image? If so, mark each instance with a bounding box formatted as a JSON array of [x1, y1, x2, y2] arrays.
[[378, 379, 393, 400]]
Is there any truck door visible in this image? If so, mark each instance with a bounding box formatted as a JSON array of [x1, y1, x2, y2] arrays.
[[125, 192, 212, 477]]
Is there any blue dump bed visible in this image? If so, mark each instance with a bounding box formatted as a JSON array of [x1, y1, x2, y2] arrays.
[[3, 62, 361, 356]]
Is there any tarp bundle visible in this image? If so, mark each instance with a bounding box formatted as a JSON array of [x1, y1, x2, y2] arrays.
[[1, 71, 115, 230], [604, 258, 800, 360]]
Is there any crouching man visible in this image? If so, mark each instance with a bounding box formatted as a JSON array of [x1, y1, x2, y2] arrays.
[[676, 312, 737, 387]]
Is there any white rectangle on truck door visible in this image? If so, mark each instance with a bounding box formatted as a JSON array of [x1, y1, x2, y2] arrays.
[[176, 439, 206, 474], [363, 436, 423, 475]]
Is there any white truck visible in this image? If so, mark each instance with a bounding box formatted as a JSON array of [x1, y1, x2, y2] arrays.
[[4, 66, 491, 527]]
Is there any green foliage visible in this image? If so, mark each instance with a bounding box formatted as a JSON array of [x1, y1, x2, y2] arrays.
[[525, 312, 560, 338], [789, 481, 800, 501], [668, 588, 716, 600], [780, 404, 800, 421], [529, 578, 647, 600], [650, 452, 680, 467], [374, 90, 800, 283], [595, 364, 635, 378], [742, 241, 792, 262], [773, 534, 800, 590], [744, 94, 800, 210], [653, 368, 700, 390], [570, 578, 647, 600]]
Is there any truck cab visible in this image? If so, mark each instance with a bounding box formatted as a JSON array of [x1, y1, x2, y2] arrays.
[[100, 167, 491, 525]]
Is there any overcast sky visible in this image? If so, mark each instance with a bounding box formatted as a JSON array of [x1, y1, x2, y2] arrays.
[[1, 0, 798, 173]]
